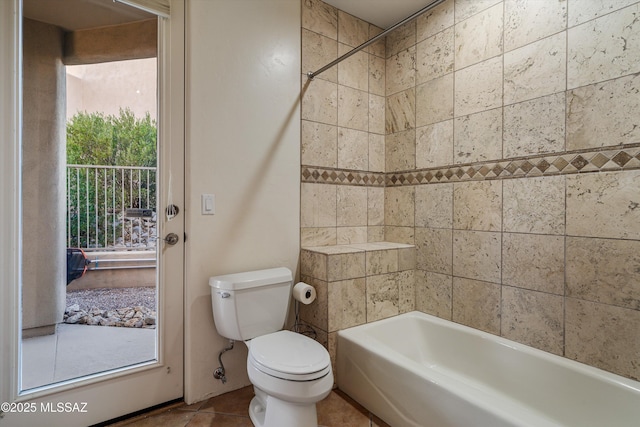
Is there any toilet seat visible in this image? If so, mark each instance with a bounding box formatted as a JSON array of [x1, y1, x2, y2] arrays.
[[248, 330, 331, 382]]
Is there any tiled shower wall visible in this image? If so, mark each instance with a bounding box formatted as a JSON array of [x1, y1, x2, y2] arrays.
[[301, 0, 386, 246], [301, 0, 640, 382]]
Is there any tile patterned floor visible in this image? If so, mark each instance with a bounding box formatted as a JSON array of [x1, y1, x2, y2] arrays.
[[106, 386, 391, 427]]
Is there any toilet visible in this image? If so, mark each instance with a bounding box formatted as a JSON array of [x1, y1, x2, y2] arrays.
[[209, 267, 333, 427]]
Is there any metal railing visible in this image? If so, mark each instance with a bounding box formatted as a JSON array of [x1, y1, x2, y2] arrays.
[[66, 165, 157, 251]]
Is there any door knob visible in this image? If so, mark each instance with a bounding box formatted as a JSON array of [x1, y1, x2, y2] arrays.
[[164, 233, 179, 245]]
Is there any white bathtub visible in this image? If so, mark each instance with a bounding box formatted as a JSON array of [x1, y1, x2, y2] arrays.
[[337, 311, 640, 427]]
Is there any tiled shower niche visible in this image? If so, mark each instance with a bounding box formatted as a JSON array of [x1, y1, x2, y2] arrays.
[[300, 242, 415, 370]]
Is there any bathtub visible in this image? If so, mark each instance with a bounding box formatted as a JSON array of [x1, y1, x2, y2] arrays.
[[336, 311, 640, 427]]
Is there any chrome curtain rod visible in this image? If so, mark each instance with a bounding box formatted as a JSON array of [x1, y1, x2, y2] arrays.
[[306, 0, 447, 80]]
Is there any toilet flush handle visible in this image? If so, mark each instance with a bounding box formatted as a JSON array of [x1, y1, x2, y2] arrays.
[[217, 291, 231, 298]]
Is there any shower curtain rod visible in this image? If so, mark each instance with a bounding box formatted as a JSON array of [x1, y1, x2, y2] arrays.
[[306, 0, 447, 80]]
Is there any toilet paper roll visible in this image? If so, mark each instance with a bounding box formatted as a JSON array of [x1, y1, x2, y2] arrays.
[[292, 282, 316, 305]]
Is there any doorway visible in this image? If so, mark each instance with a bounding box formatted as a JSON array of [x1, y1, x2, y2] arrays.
[[21, 57, 159, 390], [0, 0, 185, 425]]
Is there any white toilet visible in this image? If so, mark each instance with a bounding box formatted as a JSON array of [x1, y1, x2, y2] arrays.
[[209, 267, 333, 427]]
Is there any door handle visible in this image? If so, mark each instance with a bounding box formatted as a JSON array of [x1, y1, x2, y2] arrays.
[[164, 233, 179, 245]]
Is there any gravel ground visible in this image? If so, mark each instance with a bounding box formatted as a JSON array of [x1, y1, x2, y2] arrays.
[[66, 287, 156, 312]]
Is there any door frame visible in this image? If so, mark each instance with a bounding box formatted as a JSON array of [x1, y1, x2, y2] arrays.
[[0, 0, 185, 425]]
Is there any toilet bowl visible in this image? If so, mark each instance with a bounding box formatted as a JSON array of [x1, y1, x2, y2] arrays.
[[209, 268, 334, 427], [246, 330, 333, 427]]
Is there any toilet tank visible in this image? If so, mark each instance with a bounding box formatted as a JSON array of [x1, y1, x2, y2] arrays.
[[209, 267, 293, 341]]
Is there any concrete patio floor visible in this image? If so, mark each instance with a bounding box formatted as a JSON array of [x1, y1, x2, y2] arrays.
[[21, 323, 156, 390]]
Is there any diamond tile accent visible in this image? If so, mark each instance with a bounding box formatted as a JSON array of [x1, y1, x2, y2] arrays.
[[301, 144, 640, 188], [571, 155, 589, 170], [612, 151, 633, 167], [590, 153, 610, 168]]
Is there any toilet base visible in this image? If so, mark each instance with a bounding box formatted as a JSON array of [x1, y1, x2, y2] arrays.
[[249, 386, 319, 427]]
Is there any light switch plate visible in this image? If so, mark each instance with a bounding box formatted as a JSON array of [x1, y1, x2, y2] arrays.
[[201, 194, 215, 215]]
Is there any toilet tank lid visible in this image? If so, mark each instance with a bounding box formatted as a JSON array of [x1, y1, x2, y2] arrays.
[[209, 267, 292, 291]]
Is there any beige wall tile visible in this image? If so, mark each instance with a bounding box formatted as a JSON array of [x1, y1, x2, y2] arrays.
[[566, 298, 640, 380], [301, 249, 327, 281], [369, 55, 386, 97], [299, 275, 328, 331], [504, 32, 566, 106], [302, 77, 337, 125], [503, 93, 565, 158], [503, 175, 565, 235], [567, 3, 640, 89], [504, 0, 567, 52], [385, 186, 415, 227], [501, 286, 564, 355], [368, 226, 385, 242], [453, 180, 502, 231], [386, 20, 416, 57], [398, 270, 416, 313], [301, 227, 337, 247], [327, 251, 366, 281], [337, 185, 367, 227], [566, 74, 640, 150], [416, 28, 454, 85], [454, 3, 503, 70], [301, 183, 337, 228], [453, 108, 502, 164], [503, 233, 564, 295], [302, 0, 337, 39], [385, 129, 415, 172], [568, 0, 638, 27], [338, 85, 368, 131], [415, 183, 453, 229], [454, 57, 502, 117], [369, 24, 386, 58], [398, 247, 416, 271], [416, 74, 454, 126], [416, 120, 454, 169], [415, 270, 452, 320], [327, 278, 366, 332], [336, 227, 367, 245], [452, 277, 500, 334], [338, 43, 368, 91], [366, 273, 399, 322], [453, 230, 501, 283], [417, 0, 454, 42], [566, 170, 640, 240], [337, 127, 368, 170], [369, 94, 385, 135], [368, 133, 385, 172], [455, 0, 502, 24], [386, 88, 416, 134], [301, 120, 337, 168], [302, 28, 337, 83], [367, 187, 384, 226], [384, 226, 415, 245], [366, 249, 398, 276], [566, 236, 640, 310], [386, 47, 416, 96], [416, 227, 452, 274], [337, 10, 368, 47]]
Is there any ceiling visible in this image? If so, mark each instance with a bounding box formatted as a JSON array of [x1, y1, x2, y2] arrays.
[[22, 0, 154, 31], [24, 0, 434, 33], [323, 0, 435, 29]]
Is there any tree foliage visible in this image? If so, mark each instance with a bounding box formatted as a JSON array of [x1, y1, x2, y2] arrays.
[[66, 108, 157, 167]]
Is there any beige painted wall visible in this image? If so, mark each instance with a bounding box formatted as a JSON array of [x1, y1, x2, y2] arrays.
[[22, 19, 66, 336], [184, 0, 301, 403], [66, 58, 157, 120]]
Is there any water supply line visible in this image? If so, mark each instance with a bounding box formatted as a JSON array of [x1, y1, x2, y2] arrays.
[[213, 339, 235, 384]]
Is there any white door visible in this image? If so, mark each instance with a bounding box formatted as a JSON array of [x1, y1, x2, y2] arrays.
[[0, 1, 185, 426]]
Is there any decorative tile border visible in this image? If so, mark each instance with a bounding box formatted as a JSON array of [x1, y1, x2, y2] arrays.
[[301, 166, 385, 187], [302, 144, 640, 187]]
